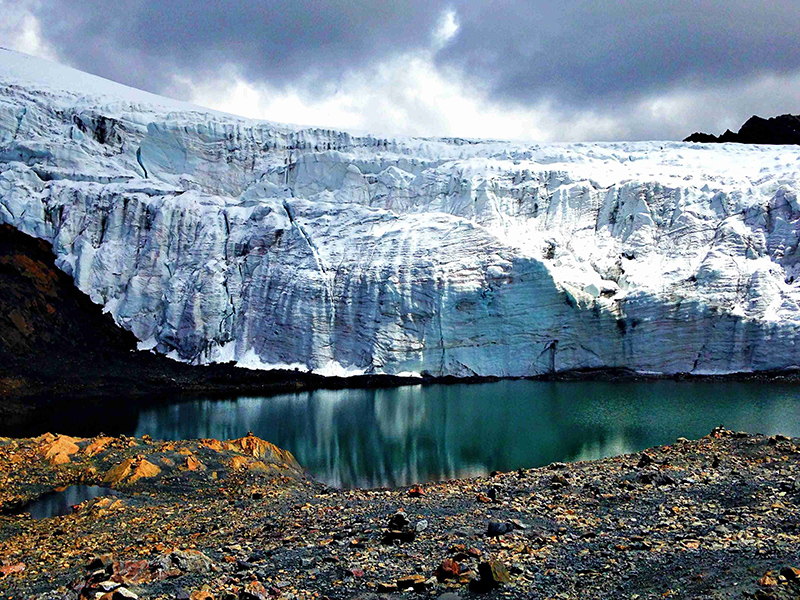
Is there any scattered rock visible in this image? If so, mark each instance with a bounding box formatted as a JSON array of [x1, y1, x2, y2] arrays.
[[408, 485, 425, 497], [759, 572, 778, 587], [780, 566, 800, 581], [470, 560, 512, 592], [486, 522, 514, 537], [99, 588, 138, 600], [436, 558, 460, 581], [170, 550, 214, 573], [637, 453, 654, 468], [396, 574, 426, 590], [240, 580, 269, 600], [376, 581, 397, 593]]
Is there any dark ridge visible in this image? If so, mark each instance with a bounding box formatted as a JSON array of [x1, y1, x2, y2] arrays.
[[684, 114, 800, 145]]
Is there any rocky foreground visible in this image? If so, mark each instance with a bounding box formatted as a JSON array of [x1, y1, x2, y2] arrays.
[[0, 428, 798, 600]]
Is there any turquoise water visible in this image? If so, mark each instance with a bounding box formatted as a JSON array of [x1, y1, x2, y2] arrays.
[[132, 380, 800, 488]]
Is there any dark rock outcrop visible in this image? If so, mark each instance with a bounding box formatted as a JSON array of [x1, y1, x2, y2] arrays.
[[685, 114, 800, 145]]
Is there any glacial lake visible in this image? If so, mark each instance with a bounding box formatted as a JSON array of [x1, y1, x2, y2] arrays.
[[17, 380, 800, 488]]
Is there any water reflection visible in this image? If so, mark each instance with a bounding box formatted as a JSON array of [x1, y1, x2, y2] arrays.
[[133, 380, 800, 488], [22, 485, 117, 519]]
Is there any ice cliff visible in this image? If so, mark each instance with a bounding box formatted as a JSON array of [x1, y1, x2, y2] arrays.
[[2, 48, 800, 377]]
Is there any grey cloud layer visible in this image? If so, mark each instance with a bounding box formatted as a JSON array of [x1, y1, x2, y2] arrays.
[[16, 0, 800, 138]]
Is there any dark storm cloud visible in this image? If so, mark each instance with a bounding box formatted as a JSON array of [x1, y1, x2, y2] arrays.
[[30, 0, 447, 94], [26, 0, 800, 109], [441, 0, 800, 108]]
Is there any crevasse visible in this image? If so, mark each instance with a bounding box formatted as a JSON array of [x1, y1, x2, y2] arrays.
[[2, 49, 800, 377]]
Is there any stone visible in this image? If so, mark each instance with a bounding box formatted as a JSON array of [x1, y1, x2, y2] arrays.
[[780, 566, 800, 581], [415, 519, 429, 533], [190, 592, 214, 600], [185, 456, 205, 471], [99, 589, 138, 600], [87, 554, 114, 573], [467, 547, 482, 558], [240, 580, 269, 600], [224, 433, 297, 467], [42, 434, 81, 465], [97, 581, 120, 592], [759, 573, 778, 586], [376, 582, 397, 593], [388, 511, 409, 530], [478, 560, 511, 587], [437, 595, 463, 600], [408, 485, 425, 497], [0, 562, 25, 576], [103, 458, 161, 486], [436, 559, 460, 581], [85, 437, 115, 456], [170, 549, 214, 573], [114, 559, 150, 585], [637, 453, 654, 468], [486, 522, 514, 537], [396, 574, 426, 590]]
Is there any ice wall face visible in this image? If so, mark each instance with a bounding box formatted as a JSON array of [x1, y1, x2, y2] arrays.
[[2, 49, 800, 376]]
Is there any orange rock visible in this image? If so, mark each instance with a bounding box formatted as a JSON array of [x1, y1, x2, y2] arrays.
[[185, 456, 205, 471], [408, 485, 425, 497], [103, 459, 134, 485], [248, 461, 271, 473], [759, 573, 778, 587], [49, 452, 71, 466], [103, 458, 161, 485], [128, 459, 160, 483], [34, 433, 56, 444], [230, 456, 249, 470], [190, 592, 214, 600], [224, 432, 297, 466], [0, 562, 25, 576], [201, 439, 224, 452], [84, 437, 114, 456], [436, 558, 461, 581], [43, 435, 79, 460]]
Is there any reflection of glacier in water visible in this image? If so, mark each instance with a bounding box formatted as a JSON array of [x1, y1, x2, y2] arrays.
[[134, 381, 800, 488]]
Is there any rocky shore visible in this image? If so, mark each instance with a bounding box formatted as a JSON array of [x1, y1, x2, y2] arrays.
[[0, 428, 798, 600]]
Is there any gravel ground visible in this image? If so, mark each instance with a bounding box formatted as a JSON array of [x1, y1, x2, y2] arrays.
[[0, 427, 798, 600]]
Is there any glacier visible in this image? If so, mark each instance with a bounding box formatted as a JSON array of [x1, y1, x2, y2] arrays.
[[2, 48, 800, 377]]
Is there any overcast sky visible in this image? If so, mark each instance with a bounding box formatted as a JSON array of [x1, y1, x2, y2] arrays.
[[3, 0, 799, 142]]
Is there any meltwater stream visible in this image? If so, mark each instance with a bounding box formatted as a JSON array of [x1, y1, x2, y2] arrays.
[[130, 380, 800, 488]]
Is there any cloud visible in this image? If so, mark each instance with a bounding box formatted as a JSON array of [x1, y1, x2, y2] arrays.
[[0, 0, 58, 60], [4, 0, 800, 141]]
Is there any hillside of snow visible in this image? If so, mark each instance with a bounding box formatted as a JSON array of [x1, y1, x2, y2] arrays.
[[2, 48, 800, 377]]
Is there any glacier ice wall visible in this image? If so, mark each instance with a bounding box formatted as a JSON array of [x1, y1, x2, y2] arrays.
[[2, 49, 800, 377]]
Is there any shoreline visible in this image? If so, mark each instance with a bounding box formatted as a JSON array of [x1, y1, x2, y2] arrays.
[[1, 428, 798, 599], [4, 364, 800, 430]]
